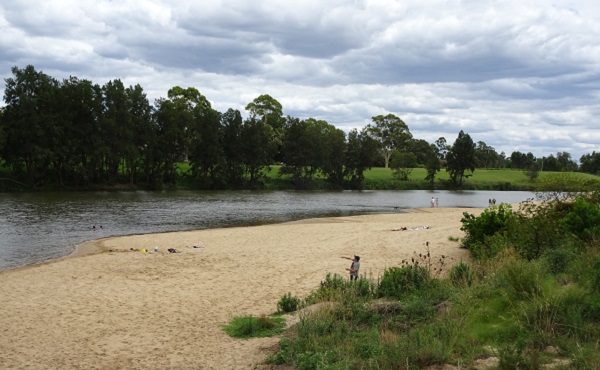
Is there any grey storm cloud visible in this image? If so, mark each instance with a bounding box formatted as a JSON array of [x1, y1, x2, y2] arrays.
[[1, 0, 600, 160]]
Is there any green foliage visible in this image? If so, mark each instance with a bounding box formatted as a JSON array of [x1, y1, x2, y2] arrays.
[[277, 292, 301, 313], [222, 315, 285, 338], [560, 198, 600, 242], [446, 130, 476, 188], [535, 172, 596, 201], [449, 261, 474, 287], [389, 150, 416, 181], [498, 259, 544, 300], [307, 273, 373, 303], [460, 203, 515, 259], [377, 265, 431, 299]]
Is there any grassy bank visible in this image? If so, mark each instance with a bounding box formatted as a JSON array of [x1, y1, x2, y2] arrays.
[[2, 163, 599, 191], [264, 195, 600, 369], [262, 166, 600, 191]]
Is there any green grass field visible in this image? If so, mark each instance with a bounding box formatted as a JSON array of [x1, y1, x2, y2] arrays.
[[262, 166, 600, 191]]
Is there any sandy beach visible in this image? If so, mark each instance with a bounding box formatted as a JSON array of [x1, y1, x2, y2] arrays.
[[0, 207, 482, 369]]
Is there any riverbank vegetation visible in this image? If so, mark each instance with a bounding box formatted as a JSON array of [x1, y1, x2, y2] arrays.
[[2, 65, 600, 192], [264, 188, 600, 369]]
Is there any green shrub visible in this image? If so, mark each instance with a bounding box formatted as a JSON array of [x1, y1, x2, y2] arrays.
[[499, 260, 544, 300], [561, 198, 600, 242], [541, 244, 581, 274], [461, 203, 515, 259], [307, 273, 374, 303], [378, 265, 431, 299], [278, 292, 301, 313], [449, 261, 474, 287]]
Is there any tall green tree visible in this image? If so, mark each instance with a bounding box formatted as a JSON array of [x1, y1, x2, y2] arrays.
[[240, 117, 276, 188], [425, 144, 441, 188], [446, 130, 475, 188], [580, 151, 600, 175], [188, 107, 223, 188], [280, 118, 344, 189], [245, 94, 284, 162], [2, 65, 60, 186], [102, 79, 130, 184], [56, 76, 103, 186], [124, 84, 153, 187], [245, 94, 284, 131], [220, 108, 245, 188], [435, 137, 449, 161], [509, 151, 536, 169], [407, 138, 435, 166], [474, 141, 499, 168], [344, 128, 378, 189], [556, 151, 578, 172], [154, 86, 212, 185], [366, 114, 412, 168], [389, 150, 417, 181], [321, 124, 346, 188]]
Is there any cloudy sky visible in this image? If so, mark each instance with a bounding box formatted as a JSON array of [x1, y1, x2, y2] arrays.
[[1, 0, 600, 161]]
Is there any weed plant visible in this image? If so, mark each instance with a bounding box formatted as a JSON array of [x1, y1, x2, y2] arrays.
[[222, 315, 285, 338], [277, 292, 301, 313]]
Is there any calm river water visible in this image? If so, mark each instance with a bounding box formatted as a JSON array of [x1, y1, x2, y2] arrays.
[[0, 190, 536, 270]]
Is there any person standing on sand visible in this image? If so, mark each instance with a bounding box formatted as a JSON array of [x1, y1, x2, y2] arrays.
[[431, 197, 435, 208], [341, 255, 360, 281], [436, 197, 439, 208]]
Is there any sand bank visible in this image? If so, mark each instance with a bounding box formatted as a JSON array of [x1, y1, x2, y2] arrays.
[[0, 207, 482, 369]]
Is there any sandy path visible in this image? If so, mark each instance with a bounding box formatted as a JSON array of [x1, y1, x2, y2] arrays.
[[0, 207, 481, 369]]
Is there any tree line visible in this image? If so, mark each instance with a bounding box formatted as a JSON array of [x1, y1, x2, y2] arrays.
[[0, 65, 595, 190]]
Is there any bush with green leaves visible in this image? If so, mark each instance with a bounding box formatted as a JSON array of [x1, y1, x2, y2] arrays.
[[449, 261, 474, 287], [277, 292, 301, 313], [560, 198, 600, 242], [378, 265, 431, 299], [460, 203, 515, 259], [498, 259, 544, 300]]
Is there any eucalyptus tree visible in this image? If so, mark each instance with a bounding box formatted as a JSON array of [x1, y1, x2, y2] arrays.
[[344, 128, 378, 189], [541, 154, 559, 172], [220, 108, 245, 188], [425, 144, 441, 188], [509, 151, 536, 170], [245, 94, 285, 161], [366, 114, 412, 168], [57, 76, 104, 186], [188, 107, 223, 188], [239, 117, 276, 188], [321, 123, 346, 188], [556, 151, 578, 172], [407, 138, 435, 166], [580, 151, 600, 175], [124, 84, 153, 186], [102, 79, 130, 184], [446, 130, 476, 188], [2, 65, 60, 186], [474, 141, 499, 168], [389, 150, 417, 180], [280, 117, 316, 187], [435, 137, 449, 161], [153, 86, 213, 185], [280, 117, 344, 188]]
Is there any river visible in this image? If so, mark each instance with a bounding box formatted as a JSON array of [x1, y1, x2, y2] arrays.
[[0, 190, 536, 270]]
